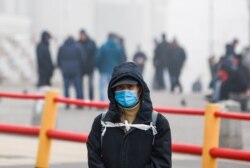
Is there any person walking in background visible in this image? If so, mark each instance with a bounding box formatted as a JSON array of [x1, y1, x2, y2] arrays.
[[208, 55, 217, 82], [192, 77, 202, 93], [87, 62, 172, 168], [241, 46, 250, 90], [78, 29, 97, 100], [116, 35, 127, 62], [95, 33, 124, 101], [57, 36, 86, 109], [168, 38, 186, 93], [219, 54, 249, 100], [34, 31, 54, 123], [153, 33, 170, 90], [225, 39, 238, 58], [133, 44, 147, 75], [208, 42, 239, 102], [36, 31, 54, 87]]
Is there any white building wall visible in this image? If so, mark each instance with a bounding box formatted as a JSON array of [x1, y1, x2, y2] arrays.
[[0, 0, 31, 35], [2, 0, 17, 14], [30, 0, 95, 43]]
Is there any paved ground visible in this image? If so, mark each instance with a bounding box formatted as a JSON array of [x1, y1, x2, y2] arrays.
[[0, 84, 250, 168]]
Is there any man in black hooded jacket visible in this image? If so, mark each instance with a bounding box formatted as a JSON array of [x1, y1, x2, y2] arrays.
[[36, 31, 54, 87], [87, 62, 172, 168]]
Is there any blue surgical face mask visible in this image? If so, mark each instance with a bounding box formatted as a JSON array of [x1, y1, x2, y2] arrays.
[[115, 90, 139, 108]]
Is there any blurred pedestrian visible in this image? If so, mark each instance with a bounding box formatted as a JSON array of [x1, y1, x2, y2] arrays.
[[116, 35, 127, 62], [220, 54, 248, 100], [133, 44, 147, 75], [36, 31, 54, 87], [57, 36, 85, 109], [95, 33, 123, 101], [168, 38, 186, 93], [208, 55, 217, 82], [207, 55, 227, 102], [192, 77, 202, 93], [78, 29, 97, 100], [225, 39, 238, 58], [87, 62, 172, 168], [241, 47, 250, 89], [153, 33, 170, 90]]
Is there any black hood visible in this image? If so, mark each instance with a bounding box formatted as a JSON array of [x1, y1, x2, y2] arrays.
[[107, 62, 153, 122], [41, 31, 51, 45]]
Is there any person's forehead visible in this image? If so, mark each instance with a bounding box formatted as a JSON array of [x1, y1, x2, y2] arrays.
[[117, 84, 138, 87], [115, 84, 139, 89], [80, 33, 87, 36]]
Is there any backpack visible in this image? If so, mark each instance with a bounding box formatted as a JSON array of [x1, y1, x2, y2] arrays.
[[100, 111, 158, 147]]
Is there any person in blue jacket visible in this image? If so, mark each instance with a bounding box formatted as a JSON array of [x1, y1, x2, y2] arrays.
[[95, 33, 124, 101]]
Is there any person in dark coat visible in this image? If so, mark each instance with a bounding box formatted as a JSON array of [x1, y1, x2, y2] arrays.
[[242, 47, 250, 89], [116, 35, 127, 62], [153, 33, 170, 90], [133, 44, 147, 75], [220, 55, 248, 100], [95, 33, 124, 101], [225, 39, 238, 58], [87, 62, 172, 168], [78, 29, 97, 100], [168, 38, 186, 93], [57, 37, 85, 108], [208, 55, 217, 82], [36, 31, 54, 87]]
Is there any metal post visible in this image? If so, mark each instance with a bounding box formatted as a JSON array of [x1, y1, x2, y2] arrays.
[[35, 90, 59, 168], [202, 104, 221, 168]]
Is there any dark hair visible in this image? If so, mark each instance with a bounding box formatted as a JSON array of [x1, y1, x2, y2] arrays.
[[162, 33, 166, 40], [108, 33, 116, 39], [41, 31, 51, 38], [80, 29, 86, 35]]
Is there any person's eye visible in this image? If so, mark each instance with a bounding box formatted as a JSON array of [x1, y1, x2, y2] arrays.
[[129, 85, 135, 90]]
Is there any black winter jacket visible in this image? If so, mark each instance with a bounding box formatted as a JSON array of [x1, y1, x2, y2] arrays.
[[57, 38, 85, 77], [87, 62, 172, 168], [36, 33, 54, 79], [154, 41, 170, 68], [79, 38, 97, 74], [168, 46, 186, 76]]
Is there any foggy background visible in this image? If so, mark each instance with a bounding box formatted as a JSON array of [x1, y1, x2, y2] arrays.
[[1, 1, 250, 167], [0, 0, 249, 92]]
